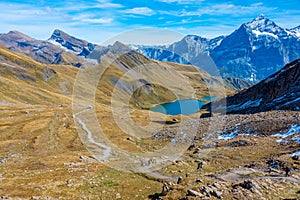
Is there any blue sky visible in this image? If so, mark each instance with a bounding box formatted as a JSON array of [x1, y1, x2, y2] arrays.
[[0, 0, 299, 44]]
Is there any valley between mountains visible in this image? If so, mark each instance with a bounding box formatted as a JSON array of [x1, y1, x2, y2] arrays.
[[0, 15, 300, 200]]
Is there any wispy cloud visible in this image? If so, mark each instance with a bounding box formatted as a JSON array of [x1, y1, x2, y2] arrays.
[[73, 14, 113, 24], [158, 0, 204, 4], [95, 0, 123, 8], [178, 3, 275, 17], [62, 1, 123, 11], [123, 7, 156, 16], [0, 3, 60, 22]]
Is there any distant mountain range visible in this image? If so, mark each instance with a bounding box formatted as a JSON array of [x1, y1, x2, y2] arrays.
[[133, 14, 300, 82], [0, 14, 299, 84], [0, 28, 254, 92], [0, 24, 299, 114]]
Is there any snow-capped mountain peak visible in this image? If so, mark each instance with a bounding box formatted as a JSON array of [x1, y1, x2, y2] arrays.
[[126, 15, 300, 83], [245, 14, 283, 34]]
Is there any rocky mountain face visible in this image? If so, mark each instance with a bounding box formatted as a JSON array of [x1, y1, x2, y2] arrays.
[[0, 30, 82, 67], [49, 29, 96, 57], [133, 15, 300, 82], [209, 59, 300, 114], [211, 14, 300, 82]]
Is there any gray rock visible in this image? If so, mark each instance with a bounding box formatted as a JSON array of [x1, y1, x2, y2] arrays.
[[211, 190, 223, 199], [200, 186, 213, 196], [195, 179, 203, 183], [240, 180, 261, 190], [187, 189, 203, 197]]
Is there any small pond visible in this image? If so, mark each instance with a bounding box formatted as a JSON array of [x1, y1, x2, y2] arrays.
[[150, 96, 217, 115]]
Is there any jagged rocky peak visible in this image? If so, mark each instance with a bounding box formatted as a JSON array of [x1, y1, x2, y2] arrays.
[[50, 29, 76, 45], [50, 29, 62, 40], [49, 29, 95, 54], [50, 29, 79, 43]]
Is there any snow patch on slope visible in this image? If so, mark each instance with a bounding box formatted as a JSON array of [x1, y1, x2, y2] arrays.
[[272, 125, 300, 138], [282, 97, 300, 107], [272, 125, 300, 144], [218, 130, 239, 140], [227, 98, 263, 112], [291, 151, 300, 156], [48, 39, 73, 52], [252, 30, 279, 39]]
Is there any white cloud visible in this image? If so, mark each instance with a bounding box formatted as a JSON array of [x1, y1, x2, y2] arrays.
[[123, 7, 155, 16], [179, 3, 275, 17], [158, 0, 203, 4], [72, 14, 113, 24], [0, 3, 61, 22], [93, 3, 122, 8], [54, 1, 123, 11], [96, 0, 123, 8], [80, 18, 113, 24]]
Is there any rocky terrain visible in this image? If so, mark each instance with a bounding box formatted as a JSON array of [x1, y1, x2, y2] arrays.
[[146, 110, 300, 199], [1, 104, 299, 199]]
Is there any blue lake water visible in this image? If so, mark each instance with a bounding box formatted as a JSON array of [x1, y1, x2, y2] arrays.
[[150, 96, 217, 115]]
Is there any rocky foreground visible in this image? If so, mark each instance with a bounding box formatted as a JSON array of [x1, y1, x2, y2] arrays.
[[0, 106, 299, 199], [148, 110, 300, 199]]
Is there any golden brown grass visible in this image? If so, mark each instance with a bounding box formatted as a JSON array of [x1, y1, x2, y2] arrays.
[[0, 47, 299, 199]]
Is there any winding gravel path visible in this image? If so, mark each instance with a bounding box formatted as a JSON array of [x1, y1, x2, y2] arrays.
[[73, 106, 111, 161]]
